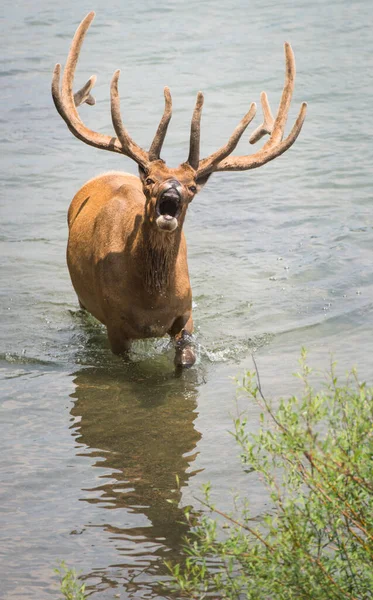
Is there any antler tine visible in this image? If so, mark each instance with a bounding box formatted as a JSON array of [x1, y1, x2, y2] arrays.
[[249, 92, 274, 144], [197, 42, 307, 175], [187, 92, 204, 170], [110, 70, 149, 168], [264, 42, 295, 148], [148, 87, 172, 161], [74, 75, 97, 107], [52, 63, 67, 120], [195, 102, 257, 179], [52, 12, 150, 164], [61, 12, 95, 121], [216, 101, 307, 171], [52, 12, 123, 154]]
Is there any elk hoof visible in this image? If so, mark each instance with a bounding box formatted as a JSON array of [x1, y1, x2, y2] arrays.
[[174, 346, 196, 368]]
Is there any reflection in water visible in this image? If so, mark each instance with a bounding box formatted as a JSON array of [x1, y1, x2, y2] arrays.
[[70, 361, 202, 597]]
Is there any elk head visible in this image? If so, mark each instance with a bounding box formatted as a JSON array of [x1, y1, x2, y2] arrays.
[[52, 12, 307, 233], [138, 160, 198, 233]]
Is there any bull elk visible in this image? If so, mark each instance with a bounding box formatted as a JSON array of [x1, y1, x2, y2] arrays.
[[51, 12, 307, 368]]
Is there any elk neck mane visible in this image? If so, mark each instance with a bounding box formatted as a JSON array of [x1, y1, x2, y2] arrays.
[[140, 225, 181, 294]]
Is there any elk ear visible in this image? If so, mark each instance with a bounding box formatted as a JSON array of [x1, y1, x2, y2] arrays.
[[138, 164, 149, 182], [195, 172, 211, 191]]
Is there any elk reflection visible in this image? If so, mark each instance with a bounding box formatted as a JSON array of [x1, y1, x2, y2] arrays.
[[70, 361, 202, 553]]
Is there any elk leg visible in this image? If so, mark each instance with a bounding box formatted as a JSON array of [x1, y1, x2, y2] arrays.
[[169, 315, 196, 368], [107, 325, 131, 356]]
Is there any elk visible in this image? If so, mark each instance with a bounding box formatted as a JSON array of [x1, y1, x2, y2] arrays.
[[52, 12, 307, 368]]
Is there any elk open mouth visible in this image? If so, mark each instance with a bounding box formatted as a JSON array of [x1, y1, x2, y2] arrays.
[[156, 189, 181, 232], [156, 189, 181, 219]]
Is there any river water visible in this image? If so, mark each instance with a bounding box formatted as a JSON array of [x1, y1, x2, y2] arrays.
[[1, 0, 372, 598]]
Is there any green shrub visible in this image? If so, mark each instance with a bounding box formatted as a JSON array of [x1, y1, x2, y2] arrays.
[[55, 562, 86, 600], [166, 350, 373, 599]]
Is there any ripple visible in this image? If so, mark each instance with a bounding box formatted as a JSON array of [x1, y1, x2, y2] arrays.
[[201, 333, 273, 363], [0, 352, 56, 367]]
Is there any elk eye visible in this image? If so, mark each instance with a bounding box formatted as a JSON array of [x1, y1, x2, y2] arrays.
[[189, 185, 197, 193], [146, 178, 154, 185]]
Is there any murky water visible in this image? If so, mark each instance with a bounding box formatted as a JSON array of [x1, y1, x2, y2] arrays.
[[1, 0, 372, 597]]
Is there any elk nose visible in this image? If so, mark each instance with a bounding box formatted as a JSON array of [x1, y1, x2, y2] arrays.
[[162, 180, 181, 199], [167, 179, 180, 188], [163, 186, 180, 197]]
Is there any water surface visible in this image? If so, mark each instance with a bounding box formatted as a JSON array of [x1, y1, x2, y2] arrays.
[[1, 0, 373, 597]]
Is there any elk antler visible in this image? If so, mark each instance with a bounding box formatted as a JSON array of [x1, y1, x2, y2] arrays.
[[52, 12, 174, 168], [187, 92, 204, 169], [196, 43, 307, 178], [149, 87, 173, 160]]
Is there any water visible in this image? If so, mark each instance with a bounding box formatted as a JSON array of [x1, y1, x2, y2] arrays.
[[1, 0, 372, 597]]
